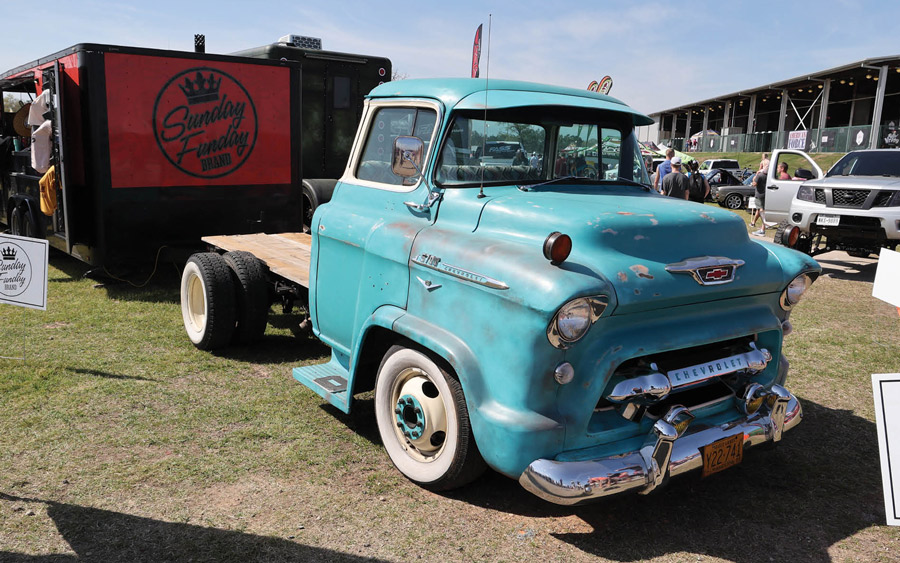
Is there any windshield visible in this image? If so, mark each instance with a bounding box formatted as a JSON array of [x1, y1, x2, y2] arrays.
[[435, 111, 648, 186], [827, 151, 900, 177]]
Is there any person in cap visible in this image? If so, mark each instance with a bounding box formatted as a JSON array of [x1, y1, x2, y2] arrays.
[[661, 156, 690, 200]]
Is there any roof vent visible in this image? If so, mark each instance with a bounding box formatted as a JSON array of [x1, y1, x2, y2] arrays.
[[278, 35, 322, 50]]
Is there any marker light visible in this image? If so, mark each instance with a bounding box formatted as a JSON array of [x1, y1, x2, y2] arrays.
[[543, 232, 572, 264]]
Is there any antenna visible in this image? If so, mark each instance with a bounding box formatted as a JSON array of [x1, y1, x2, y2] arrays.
[[477, 14, 492, 199]]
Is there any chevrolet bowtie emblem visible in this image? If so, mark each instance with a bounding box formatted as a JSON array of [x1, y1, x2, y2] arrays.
[[666, 256, 745, 286]]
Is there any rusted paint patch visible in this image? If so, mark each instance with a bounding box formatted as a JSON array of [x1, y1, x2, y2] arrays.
[[634, 289, 641, 295], [603, 228, 618, 235], [699, 213, 716, 222], [617, 211, 635, 216], [617, 271, 628, 282], [629, 265, 654, 279], [634, 235, 647, 241], [650, 218, 659, 225]]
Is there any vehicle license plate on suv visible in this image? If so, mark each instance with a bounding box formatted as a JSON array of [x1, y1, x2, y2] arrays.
[[701, 433, 744, 477], [816, 214, 840, 226]]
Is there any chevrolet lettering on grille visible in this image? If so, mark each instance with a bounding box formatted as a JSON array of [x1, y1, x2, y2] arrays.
[[667, 345, 772, 387], [666, 256, 745, 286]]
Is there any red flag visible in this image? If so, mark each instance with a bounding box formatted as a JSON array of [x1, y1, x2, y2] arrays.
[[471, 24, 483, 78]]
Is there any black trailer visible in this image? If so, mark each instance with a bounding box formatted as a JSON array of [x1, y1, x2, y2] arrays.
[[0, 37, 390, 267]]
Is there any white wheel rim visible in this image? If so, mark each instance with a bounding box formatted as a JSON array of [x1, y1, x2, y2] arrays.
[[391, 368, 447, 461], [180, 263, 208, 344]]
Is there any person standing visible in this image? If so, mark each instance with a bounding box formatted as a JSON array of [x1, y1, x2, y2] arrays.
[[687, 160, 710, 203], [653, 148, 675, 193], [750, 171, 768, 235], [661, 157, 690, 200]]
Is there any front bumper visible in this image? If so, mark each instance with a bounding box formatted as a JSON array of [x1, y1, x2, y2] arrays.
[[519, 385, 801, 505]]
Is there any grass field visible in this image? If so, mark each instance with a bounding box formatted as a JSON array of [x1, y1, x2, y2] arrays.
[[2, 210, 899, 562]]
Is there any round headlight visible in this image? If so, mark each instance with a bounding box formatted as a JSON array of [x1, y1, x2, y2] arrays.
[[557, 298, 592, 342], [783, 274, 812, 308]]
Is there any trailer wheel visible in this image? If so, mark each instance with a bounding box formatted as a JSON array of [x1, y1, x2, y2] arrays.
[[374, 346, 486, 491], [22, 207, 39, 238], [9, 207, 23, 236], [180, 253, 236, 350], [223, 251, 269, 344]]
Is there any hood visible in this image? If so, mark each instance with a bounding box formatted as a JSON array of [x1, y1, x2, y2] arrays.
[[808, 176, 900, 189], [473, 186, 799, 315]]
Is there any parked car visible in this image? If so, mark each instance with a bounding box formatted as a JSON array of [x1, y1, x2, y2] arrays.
[[770, 149, 900, 257], [698, 158, 742, 179], [707, 168, 754, 208]]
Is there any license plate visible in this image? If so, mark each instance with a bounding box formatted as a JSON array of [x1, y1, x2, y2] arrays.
[[701, 433, 744, 477], [816, 214, 840, 226]]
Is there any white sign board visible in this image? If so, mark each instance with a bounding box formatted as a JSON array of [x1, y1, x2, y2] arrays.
[[787, 130, 808, 150], [873, 374, 900, 526], [0, 234, 49, 311], [873, 248, 900, 309]]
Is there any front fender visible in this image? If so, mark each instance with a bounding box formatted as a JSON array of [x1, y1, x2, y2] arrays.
[[351, 306, 565, 478]]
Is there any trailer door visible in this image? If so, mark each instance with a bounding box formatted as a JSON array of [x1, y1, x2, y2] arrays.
[[43, 61, 72, 252]]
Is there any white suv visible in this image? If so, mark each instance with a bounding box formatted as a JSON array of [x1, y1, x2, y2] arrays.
[[767, 149, 900, 257]]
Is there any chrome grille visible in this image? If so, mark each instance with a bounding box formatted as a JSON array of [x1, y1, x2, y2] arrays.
[[832, 189, 869, 208]]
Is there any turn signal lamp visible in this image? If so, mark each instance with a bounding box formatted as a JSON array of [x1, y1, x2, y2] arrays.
[[741, 383, 767, 415], [543, 232, 572, 264]]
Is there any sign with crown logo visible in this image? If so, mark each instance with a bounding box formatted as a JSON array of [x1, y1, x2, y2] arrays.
[[153, 67, 259, 178], [0, 234, 49, 311]]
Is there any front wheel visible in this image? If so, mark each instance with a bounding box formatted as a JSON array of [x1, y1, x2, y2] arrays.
[[374, 346, 486, 491], [724, 193, 743, 209]]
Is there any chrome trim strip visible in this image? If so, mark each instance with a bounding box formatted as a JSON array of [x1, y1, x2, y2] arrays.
[[667, 344, 771, 388], [519, 391, 802, 505], [412, 253, 509, 290]]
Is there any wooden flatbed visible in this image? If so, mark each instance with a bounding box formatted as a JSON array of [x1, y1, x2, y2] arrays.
[[202, 232, 312, 288]]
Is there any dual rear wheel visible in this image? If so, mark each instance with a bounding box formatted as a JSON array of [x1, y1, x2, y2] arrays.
[[180, 251, 269, 350]]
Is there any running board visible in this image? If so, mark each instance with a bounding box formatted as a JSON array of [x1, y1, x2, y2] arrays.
[[293, 351, 351, 413]]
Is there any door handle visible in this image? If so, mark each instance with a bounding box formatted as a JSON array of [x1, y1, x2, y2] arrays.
[[767, 185, 778, 190]]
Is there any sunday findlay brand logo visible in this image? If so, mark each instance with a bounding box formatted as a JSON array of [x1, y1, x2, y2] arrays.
[[153, 67, 258, 178], [0, 243, 31, 298]]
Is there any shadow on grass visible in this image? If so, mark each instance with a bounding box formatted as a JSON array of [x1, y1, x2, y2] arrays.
[[815, 254, 879, 283], [446, 399, 884, 562], [0, 493, 386, 562], [213, 334, 329, 366], [67, 367, 156, 382]]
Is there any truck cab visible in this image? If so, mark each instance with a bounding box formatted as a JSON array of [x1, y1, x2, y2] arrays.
[[289, 79, 821, 504]]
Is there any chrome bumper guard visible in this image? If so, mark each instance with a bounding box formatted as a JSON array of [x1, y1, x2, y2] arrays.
[[519, 385, 801, 506]]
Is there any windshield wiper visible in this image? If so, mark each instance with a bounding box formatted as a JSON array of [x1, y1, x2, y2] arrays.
[[518, 176, 580, 191], [606, 177, 652, 190]]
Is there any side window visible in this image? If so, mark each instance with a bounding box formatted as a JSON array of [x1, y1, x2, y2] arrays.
[[356, 107, 437, 185]]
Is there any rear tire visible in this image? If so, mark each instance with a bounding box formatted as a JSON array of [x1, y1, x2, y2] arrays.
[[223, 251, 269, 344], [180, 253, 236, 350]]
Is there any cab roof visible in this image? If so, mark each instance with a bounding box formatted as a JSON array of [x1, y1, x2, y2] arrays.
[[368, 78, 654, 127]]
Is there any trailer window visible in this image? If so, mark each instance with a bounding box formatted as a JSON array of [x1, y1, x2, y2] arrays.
[[356, 107, 436, 185]]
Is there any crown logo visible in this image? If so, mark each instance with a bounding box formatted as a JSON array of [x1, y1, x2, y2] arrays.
[[1, 246, 16, 261], [178, 72, 221, 105]]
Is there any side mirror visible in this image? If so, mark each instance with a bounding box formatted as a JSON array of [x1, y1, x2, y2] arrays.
[[392, 136, 424, 178], [794, 168, 816, 180]]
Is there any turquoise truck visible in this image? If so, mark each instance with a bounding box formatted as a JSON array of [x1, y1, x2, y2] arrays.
[[180, 79, 821, 505]]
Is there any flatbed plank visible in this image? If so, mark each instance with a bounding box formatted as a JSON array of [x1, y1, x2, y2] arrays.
[[202, 233, 311, 287]]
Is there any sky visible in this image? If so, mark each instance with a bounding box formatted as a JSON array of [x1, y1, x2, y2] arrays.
[[2, 0, 898, 119]]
